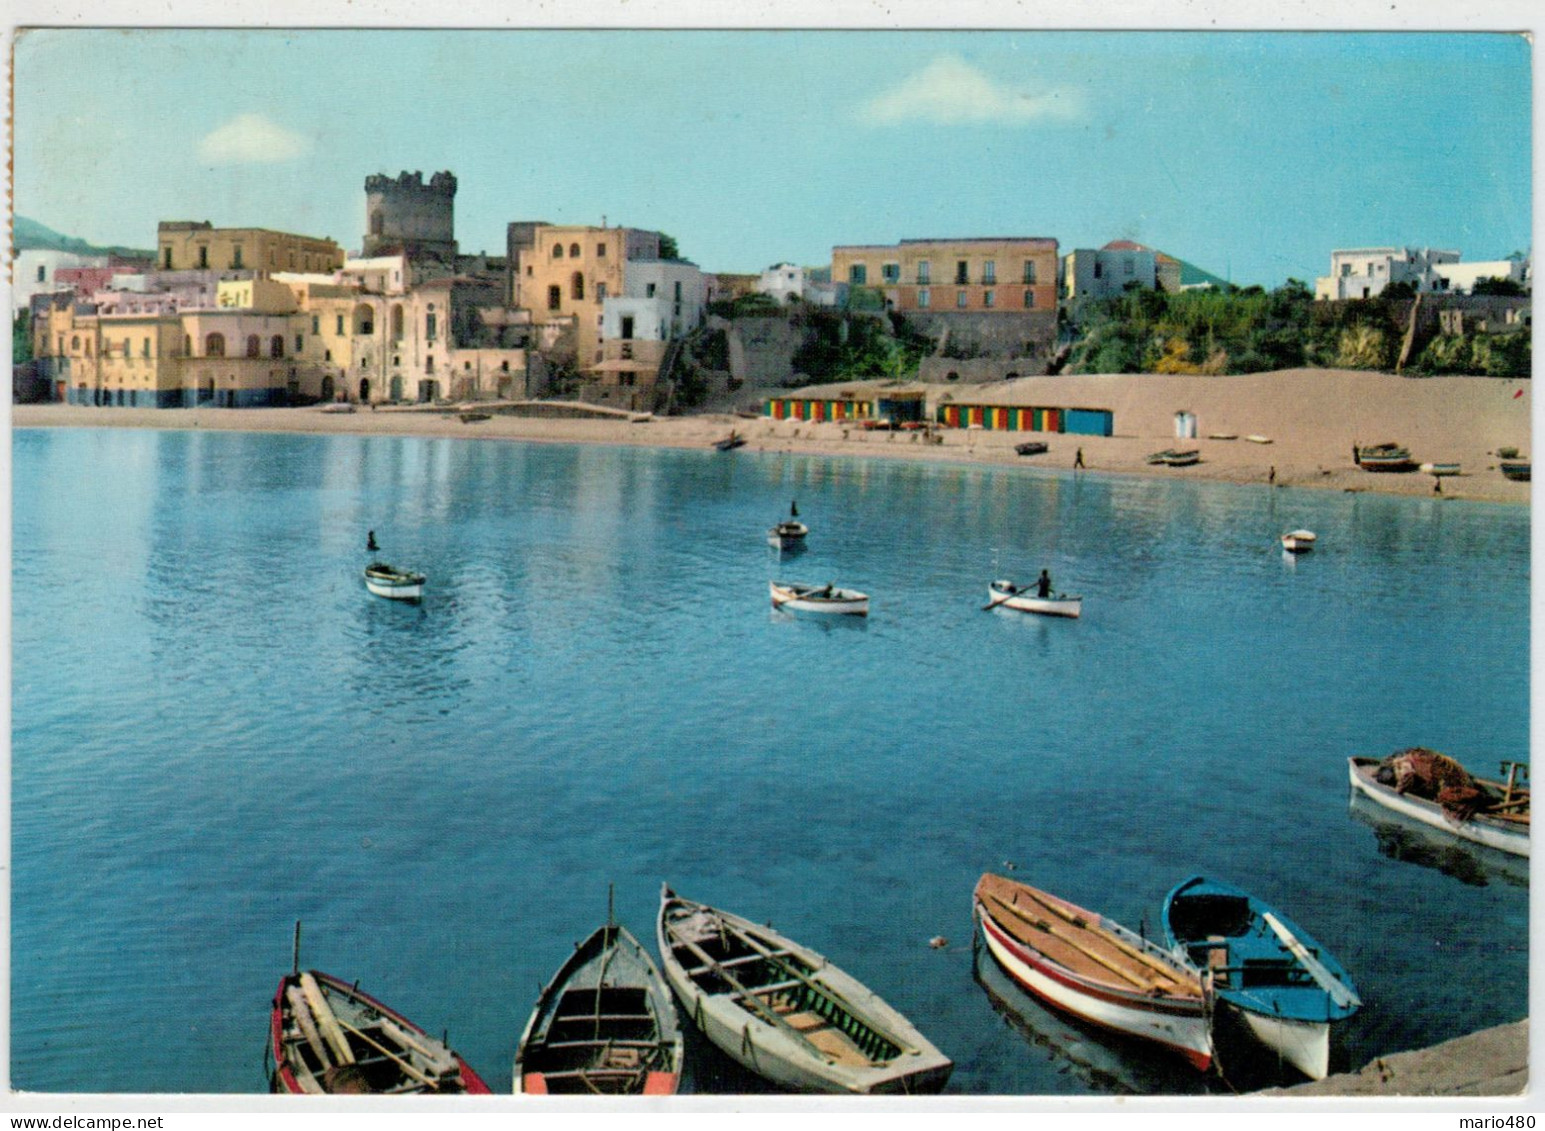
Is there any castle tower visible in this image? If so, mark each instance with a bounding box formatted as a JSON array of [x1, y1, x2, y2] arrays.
[[363, 170, 458, 263]]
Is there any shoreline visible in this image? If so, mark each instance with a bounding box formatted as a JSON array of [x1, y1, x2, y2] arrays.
[[10, 369, 1532, 505]]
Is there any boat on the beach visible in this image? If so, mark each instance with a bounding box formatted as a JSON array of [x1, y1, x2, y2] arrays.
[[1419, 462, 1461, 477], [1014, 441, 1049, 456], [515, 915, 683, 1095], [715, 431, 747, 452], [986, 579, 1082, 619], [656, 885, 953, 1094], [1162, 876, 1361, 1081], [1147, 449, 1200, 467], [770, 580, 869, 616], [364, 563, 426, 602], [269, 931, 490, 1095], [1499, 460, 1531, 482], [1280, 530, 1317, 553], [1348, 752, 1528, 859], [972, 874, 1211, 1071], [1355, 443, 1418, 473]]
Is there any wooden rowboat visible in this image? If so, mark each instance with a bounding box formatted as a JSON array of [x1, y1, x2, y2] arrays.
[[770, 580, 869, 616], [1280, 530, 1317, 553], [986, 579, 1082, 619], [656, 885, 952, 1094], [973, 874, 1211, 1070], [1162, 876, 1360, 1081], [515, 919, 683, 1095], [270, 967, 489, 1094], [365, 563, 425, 601], [1348, 755, 1528, 859]]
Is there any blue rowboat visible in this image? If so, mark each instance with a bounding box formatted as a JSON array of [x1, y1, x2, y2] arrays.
[[1161, 876, 1360, 1081]]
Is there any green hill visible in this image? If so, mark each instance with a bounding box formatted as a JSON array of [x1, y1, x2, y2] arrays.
[[12, 215, 153, 259]]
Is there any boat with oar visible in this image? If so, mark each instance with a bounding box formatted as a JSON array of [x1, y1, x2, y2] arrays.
[[656, 885, 953, 1094], [715, 431, 747, 452], [269, 925, 490, 1094], [515, 899, 683, 1095], [972, 874, 1211, 1070], [1014, 441, 1049, 457], [1348, 751, 1528, 859], [1280, 530, 1317, 553], [770, 580, 869, 616], [1162, 876, 1361, 1081], [985, 579, 1082, 619], [767, 502, 809, 550], [1499, 460, 1531, 482], [1355, 443, 1418, 472], [364, 563, 426, 602]]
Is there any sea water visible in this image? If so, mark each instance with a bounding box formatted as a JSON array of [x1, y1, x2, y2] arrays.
[[9, 427, 1530, 1094]]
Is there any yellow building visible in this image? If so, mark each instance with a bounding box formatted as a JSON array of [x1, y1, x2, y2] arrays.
[[157, 222, 344, 275], [831, 237, 1059, 314]]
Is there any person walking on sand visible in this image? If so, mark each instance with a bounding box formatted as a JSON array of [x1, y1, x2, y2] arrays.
[[1074, 447, 1085, 469], [1036, 569, 1053, 599]]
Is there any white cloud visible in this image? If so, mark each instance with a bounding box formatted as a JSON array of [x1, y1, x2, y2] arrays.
[[197, 113, 310, 166], [860, 56, 1084, 127]]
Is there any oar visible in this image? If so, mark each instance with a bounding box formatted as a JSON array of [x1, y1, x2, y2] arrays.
[[1261, 912, 1361, 1010]]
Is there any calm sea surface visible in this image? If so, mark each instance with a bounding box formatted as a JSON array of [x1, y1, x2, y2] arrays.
[[10, 426, 1530, 1095]]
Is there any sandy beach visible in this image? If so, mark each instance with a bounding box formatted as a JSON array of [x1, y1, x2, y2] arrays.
[[12, 369, 1532, 505]]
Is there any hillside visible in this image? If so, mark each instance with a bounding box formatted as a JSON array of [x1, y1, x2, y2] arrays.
[[11, 215, 153, 259]]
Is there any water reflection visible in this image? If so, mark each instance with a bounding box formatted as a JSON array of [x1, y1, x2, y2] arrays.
[[1348, 792, 1529, 889]]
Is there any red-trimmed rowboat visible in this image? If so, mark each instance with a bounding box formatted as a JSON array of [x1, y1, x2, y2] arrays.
[[973, 874, 1211, 1070]]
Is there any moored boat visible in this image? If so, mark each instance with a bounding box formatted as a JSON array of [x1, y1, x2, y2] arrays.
[[269, 931, 489, 1095], [770, 580, 869, 616], [1499, 460, 1531, 482], [365, 563, 426, 601], [986, 579, 1082, 619], [1355, 443, 1418, 472], [972, 874, 1211, 1070], [1280, 530, 1317, 553], [1162, 876, 1361, 1081], [1348, 752, 1528, 859], [656, 885, 953, 1094], [1014, 441, 1049, 456], [515, 918, 683, 1095]]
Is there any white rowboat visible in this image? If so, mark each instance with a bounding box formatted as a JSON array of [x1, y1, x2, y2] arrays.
[[770, 581, 869, 616], [987, 580, 1082, 619]]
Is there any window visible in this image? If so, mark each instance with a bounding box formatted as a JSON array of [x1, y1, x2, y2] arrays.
[[569, 243, 581, 258], [917, 261, 930, 284], [983, 260, 996, 284], [849, 264, 867, 286], [984, 289, 995, 308], [917, 288, 930, 309], [1023, 290, 1035, 309], [548, 285, 562, 311], [1022, 261, 1037, 284], [956, 261, 968, 284], [646, 283, 657, 298], [882, 262, 900, 284], [957, 290, 968, 308], [571, 272, 584, 300], [553, 244, 564, 258], [246, 335, 261, 358]]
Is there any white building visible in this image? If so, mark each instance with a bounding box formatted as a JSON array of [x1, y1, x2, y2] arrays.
[[1061, 246, 1159, 300], [1314, 247, 1461, 300], [12, 249, 108, 313]]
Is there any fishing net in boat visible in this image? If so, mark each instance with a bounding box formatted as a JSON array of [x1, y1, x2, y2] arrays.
[[1379, 747, 1486, 821]]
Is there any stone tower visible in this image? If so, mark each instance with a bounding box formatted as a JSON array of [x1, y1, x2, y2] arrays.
[[363, 170, 458, 263]]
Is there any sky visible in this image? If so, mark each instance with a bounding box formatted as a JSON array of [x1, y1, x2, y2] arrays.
[[10, 28, 1534, 287]]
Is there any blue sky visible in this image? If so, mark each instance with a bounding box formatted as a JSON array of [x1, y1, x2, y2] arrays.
[[11, 29, 1532, 286]]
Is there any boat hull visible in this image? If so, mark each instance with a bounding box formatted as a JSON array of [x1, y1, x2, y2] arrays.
[[657, 887, 951, 1094], [988, 584, 1081, 619], [974, 896, 1211, 1070], [771, 581, 869, 616], [1348, 757, 1528, 858]]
